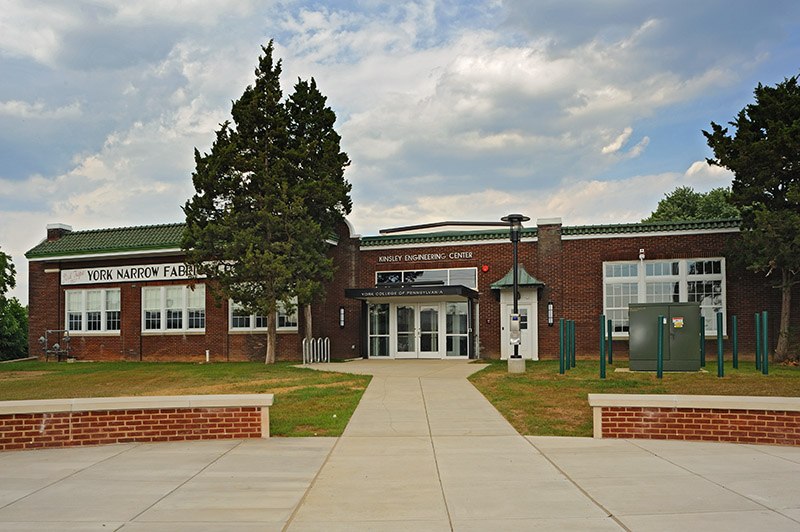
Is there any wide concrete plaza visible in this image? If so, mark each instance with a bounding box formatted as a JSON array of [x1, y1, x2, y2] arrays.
[[1, 360, 798, 531]]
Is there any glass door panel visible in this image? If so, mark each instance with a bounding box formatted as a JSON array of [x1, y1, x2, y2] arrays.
[[419, 305, 440, 357], [446, 302, 469, 357], [396, 305, 416, 356]]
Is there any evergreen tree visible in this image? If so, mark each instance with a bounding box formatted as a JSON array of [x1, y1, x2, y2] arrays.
[[704, 75, 800, 362], [182, 41, 351, 362], [286, 78, 352, 338]]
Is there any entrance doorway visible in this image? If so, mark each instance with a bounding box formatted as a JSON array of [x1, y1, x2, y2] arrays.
[[395, 304, 441, 359]]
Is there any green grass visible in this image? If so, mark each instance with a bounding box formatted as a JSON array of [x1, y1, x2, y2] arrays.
[[0, 361, 370, 437], [469, 359, 800, 437]]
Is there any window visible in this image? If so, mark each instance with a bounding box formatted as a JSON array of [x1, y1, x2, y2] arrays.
[[142, 285, 205, 332], [603, 258, 726, 336], [446, 302, 469, 357], [65, 289, 121, 333], [228, 298, 299, 331], [376, 267, 477, 289], [368, 303, 390, 357]]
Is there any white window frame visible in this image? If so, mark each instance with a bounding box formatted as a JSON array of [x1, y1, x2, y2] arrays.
[[65, 288, 121, 334], [603, 258, 726, 337], [141, 285, 205, 333], [228, 298, 299, 332], [375, 267, 478, 289]]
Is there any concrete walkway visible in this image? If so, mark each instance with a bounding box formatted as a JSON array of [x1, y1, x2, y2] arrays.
[[0, 360, 799, 531]]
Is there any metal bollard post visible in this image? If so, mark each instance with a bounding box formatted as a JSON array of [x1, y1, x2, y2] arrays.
[[732, 315, 738, 369], [657, 315, 664, 379], [700, 316, 706, 367], [754, 313, 761, 371], [559, 318, 565, 375], [716, 312, 724, 377], [607, 319, 614, 365], [571, 320, 576, 368], [762, 311, 769, 375], [599, 315, 606, 379]]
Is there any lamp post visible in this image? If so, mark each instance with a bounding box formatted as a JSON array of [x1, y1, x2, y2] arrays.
[[501, 213, 530, 363]]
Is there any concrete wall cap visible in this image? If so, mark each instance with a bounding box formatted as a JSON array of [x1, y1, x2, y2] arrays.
[[536, 217, 562, 226], [0, 394, 274, 415], [587, 393, 800, 412]]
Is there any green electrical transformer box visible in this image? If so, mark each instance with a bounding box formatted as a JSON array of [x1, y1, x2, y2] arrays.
[[628, 302, 702, 371]]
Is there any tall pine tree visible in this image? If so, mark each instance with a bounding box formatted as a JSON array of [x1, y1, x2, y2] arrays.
[[182, 41, 351, 363]]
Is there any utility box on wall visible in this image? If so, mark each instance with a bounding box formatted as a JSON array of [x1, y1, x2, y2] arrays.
[[629, 302, 701, 371]]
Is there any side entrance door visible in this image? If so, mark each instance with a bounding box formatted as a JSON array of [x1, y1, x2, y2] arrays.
[[499, 287, 538, 360]]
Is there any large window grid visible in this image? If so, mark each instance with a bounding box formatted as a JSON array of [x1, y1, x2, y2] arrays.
[[603, 259, 726, 336], [376, 267, 477, 289], [142, 285, 205, 332], [65, 289, 121, 333], [368, 303, 390, 357], [228, 299, 299, 332]]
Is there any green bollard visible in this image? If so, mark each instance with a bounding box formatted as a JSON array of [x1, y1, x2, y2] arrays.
[[607, 319, 614, 365], [599, 315, 606, 379], [700, 316, 706, 367], [657, 315, 664, 379], [716, 312, 724, 377], [559, 318, 565, 375], [762, 311, 769, 375], [732, 315, 738, 369], [755, 313, 761, 371], [570, 320, 576, 368]]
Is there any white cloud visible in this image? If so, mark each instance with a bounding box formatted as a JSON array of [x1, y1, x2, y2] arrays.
[[0, 100, 82, 119], [601, 127, 633, 154]]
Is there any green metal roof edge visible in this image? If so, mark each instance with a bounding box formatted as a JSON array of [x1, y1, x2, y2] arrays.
[[561, 218, 741, 236], [361, 228, 538, 247], [25, 223, 186, 259], [362, 218, 741, 246]]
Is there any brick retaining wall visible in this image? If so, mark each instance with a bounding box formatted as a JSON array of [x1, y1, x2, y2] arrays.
[[0, 394, 273, 451], [588, 394, 800, 446]]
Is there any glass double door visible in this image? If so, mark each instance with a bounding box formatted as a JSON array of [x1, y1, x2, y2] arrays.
[[395, 304, 441, 359]]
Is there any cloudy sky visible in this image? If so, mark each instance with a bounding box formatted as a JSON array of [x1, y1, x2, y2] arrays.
[[2, 1, 799, 303]]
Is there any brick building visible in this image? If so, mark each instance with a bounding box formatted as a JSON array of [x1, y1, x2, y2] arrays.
[[26, 217, 794, 362]]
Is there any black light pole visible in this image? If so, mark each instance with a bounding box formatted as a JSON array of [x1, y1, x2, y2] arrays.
[[501, 213, 530, 359]]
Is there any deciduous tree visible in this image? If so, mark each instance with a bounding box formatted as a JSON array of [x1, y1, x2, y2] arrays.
[[642, 186, 739, 223]]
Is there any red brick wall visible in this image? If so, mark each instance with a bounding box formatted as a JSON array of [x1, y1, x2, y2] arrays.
[[28, 223, 795, 362], [0, 407, 263, 451], [600, 406, 800, 446]]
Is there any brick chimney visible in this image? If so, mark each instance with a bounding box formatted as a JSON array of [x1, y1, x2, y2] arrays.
[[46, 223, 73, 241]]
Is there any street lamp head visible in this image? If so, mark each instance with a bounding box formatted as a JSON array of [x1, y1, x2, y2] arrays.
[[500, 214, 530, 228]]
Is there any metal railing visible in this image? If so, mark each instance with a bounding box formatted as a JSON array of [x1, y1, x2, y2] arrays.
[[302, 337, 330, 364]]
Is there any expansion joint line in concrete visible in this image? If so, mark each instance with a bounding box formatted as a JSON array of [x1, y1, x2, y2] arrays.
[[628, 440, 800, 526], [525, 438, 632, 532], [419, 376, 455, 531], [127, 440, 245, 524], [283, 437, 343, 531], [0, 441, 136, 512]]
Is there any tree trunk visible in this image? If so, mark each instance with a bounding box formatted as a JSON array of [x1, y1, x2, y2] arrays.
[[304, 304, 313, 342], [265, 309, 277, 364], [774, 269, 794, 362]]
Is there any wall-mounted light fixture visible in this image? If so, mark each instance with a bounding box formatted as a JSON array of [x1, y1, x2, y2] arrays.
[[639, 248, 645, 262], [547, 301, 554, 327], [339, 306, 345, 328]]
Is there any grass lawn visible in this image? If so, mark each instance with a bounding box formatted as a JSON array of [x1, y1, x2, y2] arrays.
[[469, 359, 800, 437], [0, 361, 370, 437]]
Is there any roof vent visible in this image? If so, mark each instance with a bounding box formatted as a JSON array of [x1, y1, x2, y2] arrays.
[[46, 223, 73, 241]]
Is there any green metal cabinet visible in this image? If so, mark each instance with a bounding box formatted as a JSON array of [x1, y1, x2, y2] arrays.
[[629, 302, 701, 371]]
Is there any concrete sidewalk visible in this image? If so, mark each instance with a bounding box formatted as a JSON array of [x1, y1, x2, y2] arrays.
[[0, 360, 799, 531]]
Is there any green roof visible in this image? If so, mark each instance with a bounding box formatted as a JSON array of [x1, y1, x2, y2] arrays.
[[362, 218, 740, 246], [26, 223, 185, 259], [25, 218, 742, 259], [490, 265, 545, 289]]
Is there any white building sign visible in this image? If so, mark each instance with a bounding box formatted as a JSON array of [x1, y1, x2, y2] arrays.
[[61, 263, 204, 286]]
